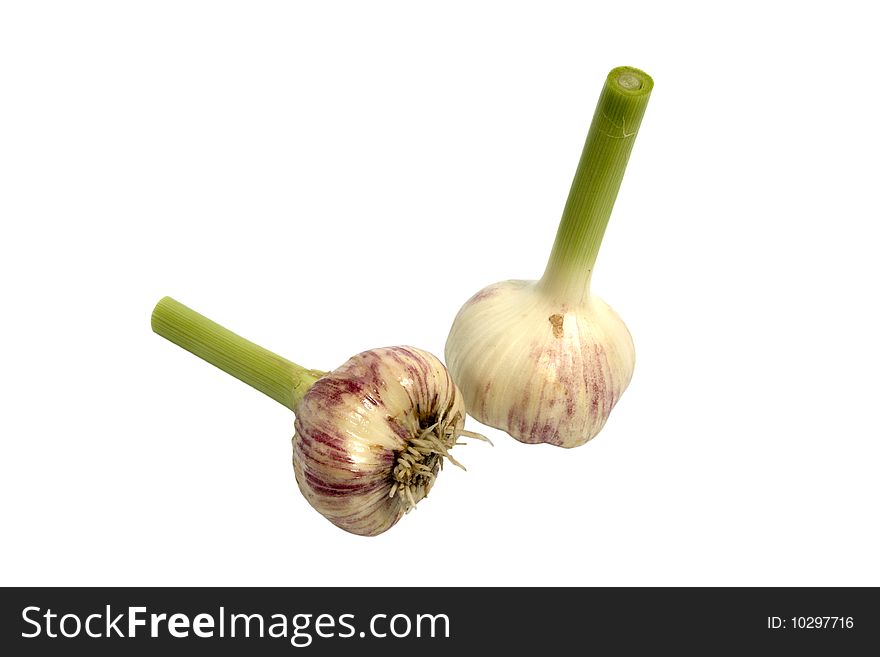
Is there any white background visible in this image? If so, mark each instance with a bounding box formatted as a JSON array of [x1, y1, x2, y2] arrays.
[[2, 1, 878, 586]]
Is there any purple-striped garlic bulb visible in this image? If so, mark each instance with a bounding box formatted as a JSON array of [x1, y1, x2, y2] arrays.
[[294, 346, 484, 536], [444, 66, 652, 448], [151, 298, 486, 538]]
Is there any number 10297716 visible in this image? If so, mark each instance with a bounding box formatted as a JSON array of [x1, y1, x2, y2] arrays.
[[767, 616, 854, 630]]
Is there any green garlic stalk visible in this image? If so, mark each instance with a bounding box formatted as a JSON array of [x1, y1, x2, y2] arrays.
[[152, 297, 486, 536], [445, 66, 653, 448]]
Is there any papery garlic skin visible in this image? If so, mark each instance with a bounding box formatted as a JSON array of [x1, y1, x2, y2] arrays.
[[445, 280, 634, 448], [293, 346, 466, 537]]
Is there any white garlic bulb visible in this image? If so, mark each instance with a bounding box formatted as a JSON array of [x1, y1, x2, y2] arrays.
[[445, 66, 653, 448], [446, 281, 634, 448]]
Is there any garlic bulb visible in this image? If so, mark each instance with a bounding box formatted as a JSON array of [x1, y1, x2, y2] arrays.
[[445, 66, 653, 448], [151, 297, 484, 537], [293, 346, 471, 536], [446, 281, 634, 448]]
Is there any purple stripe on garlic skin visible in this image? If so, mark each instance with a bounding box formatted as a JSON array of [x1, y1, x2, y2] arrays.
[[293, 346, 468, 537], [445, 280, 635, 448]]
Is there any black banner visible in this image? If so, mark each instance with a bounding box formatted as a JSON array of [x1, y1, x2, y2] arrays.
[[1, 587, 876, 654]]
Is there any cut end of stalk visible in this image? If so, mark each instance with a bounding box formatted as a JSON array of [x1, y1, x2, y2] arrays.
[[150, 296, 174, 334], [616, 72, 642, 90], [608, 66, 654, 96]]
